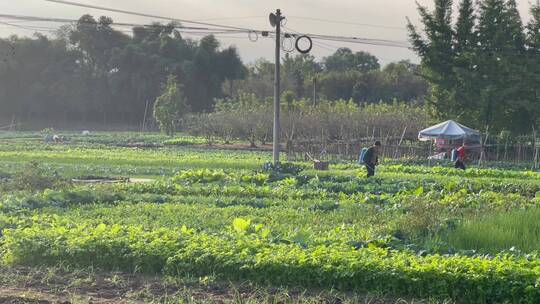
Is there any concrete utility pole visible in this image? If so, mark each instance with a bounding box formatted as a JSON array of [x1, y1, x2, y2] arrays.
[[271, 9, 283, 165]]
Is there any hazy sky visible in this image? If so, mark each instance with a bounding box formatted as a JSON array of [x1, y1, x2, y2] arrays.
[[0, 0, 535, 64]]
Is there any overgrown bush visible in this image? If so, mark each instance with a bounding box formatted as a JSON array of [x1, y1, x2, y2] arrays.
[[153, 75, 188, 136], [185, 94, 431, 147], [4, 223, 540, 303], [0, 161, 68, 192]]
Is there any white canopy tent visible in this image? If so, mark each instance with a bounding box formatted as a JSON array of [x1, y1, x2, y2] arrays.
[[418, 120, 481, 142]]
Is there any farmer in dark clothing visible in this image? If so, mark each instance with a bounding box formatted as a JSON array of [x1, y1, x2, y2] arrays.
[[364, 141, 381, 177], [454, 144, 466, 170]]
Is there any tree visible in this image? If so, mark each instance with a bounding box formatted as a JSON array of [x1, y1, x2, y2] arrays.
[[475, 0, 528, 132], [408, 0, 535, 134], [0, 34, 85, 123], [281, 90, 295, 109], [109, 22, 194, 123], [318, 71, 360, 101], [180, 35, 246, 112], [234, 58, 275, 98], [408, 0, 456, 119], [283, 53, 322, 99], [0, 13, 433, 129], [153, 75, 188, 136], [526, 4, 540, 127], [218, 46, 247, 98], [323, 48, 380, 72], [383, 61, 428, 103], [528, 4, 540, 50], [452, 0, 480, 122], [69, 15, 129, 73]]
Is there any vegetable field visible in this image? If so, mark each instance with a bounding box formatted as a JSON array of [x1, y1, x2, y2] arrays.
[[1, 132, 540, 303]]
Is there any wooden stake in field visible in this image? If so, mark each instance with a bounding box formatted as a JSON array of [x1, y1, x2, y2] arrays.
[[533, 126, 539, 169], [141, 99, 149, 132], [478, 125, 489, 166], [504, 136, 509, 161], [394, 126, 407, 159]]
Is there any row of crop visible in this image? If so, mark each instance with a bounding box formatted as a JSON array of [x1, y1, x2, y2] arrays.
[[3, 178, 536, 216], [0, 144, 268, 175], [2, 222, 540, 303], [383, 164, 540, 180], [0, 196, 385, 248], [173, 169, 270, 185], [170, 167, 540, 197], [2, 186, 539, 256]]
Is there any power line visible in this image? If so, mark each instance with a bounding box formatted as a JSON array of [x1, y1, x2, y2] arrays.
[[0, 14, 249, 33], [311, 40, 337, 52], [0, 13, 261, 40], [0, 15, 262, 40], [306, 32, 409, 47], [0, 20, 57, 33], [194, 16, 265, 22], [44, 0, 260, 32], [43, 1, 409, 48], [283, 25, 405, 62], [0, 19, 40, 24], [287, 16, 406, 31], [311, 36, 409, 48], [283, 25, 337, 52], [282, 22, 408, 49], [3, 7, 410, 49], [283, 25, 409, 49]]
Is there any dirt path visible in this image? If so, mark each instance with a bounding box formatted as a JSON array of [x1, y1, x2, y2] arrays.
[[0, 288, 67, 304], [0, 267, 236, 304], [0, 266, 423, 304]]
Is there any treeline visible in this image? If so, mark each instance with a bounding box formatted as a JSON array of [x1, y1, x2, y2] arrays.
[[408, 0, 540, 134], [233, 50, 428, 104], [2, 0, 537, 136], [0, 14, 427, 128], [0, 15, 245, 126]]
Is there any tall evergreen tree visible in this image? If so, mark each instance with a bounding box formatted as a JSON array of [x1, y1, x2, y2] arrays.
[[526, 4, 540, 127], [455, 0, 476, 51], [476, 0, 528, 132], [528, 4, 540, 50], [453, 0, 480, 122], [408, 0, 456, 118], [409, 0, 534, 134]]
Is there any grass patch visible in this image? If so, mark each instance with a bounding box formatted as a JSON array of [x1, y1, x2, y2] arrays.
[[438, 208, 540, 253]]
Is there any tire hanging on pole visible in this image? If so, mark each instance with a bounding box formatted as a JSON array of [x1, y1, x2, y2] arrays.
[[295, 35, 313, 54]]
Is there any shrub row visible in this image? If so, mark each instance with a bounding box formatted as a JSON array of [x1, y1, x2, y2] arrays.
[[3, 223, 540, 303]]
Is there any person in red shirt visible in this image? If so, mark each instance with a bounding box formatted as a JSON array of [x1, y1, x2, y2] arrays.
[[454, 143, 466, 170]]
